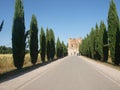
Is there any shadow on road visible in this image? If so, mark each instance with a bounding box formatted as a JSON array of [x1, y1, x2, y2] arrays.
[[0, 58, 58, 83]]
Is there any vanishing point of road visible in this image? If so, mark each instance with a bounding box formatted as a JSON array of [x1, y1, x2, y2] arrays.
[[0, 56, 120, 90]]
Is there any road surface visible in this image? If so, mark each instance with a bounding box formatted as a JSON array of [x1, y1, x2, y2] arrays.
[[0, 56, 120, 90]]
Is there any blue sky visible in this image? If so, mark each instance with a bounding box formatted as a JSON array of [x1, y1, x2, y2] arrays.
[[0, 0, 120, 47]]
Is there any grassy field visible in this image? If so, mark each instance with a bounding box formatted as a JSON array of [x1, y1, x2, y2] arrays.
[[0, 54, 41, 74]]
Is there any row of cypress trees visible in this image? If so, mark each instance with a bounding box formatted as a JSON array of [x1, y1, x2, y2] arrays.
[[80, 0, 120, 65], [41, 28, 68, 61], [79, 22, 108, 62], [12, 0, 67, 69], [56, 38, 68, 58]]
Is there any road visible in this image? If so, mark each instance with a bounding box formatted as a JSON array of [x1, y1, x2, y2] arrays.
[[19, 56, 120, 90], [0, 56, 120, 90]]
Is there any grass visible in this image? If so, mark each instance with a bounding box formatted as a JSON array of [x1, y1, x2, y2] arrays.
[[0, 54, 41, 75], [0, 54, 15, 74]]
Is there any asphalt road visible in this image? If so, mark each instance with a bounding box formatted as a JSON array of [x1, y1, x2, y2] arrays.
[[18, 56, 120, 90]]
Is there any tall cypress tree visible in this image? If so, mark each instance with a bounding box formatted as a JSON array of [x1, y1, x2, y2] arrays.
[[103, 25, 109, 62], [64, 42, 68, 56], [46, 28, 50, 61], [49, 29, 55, 60], [99, 22, 103, 61], [108, 0, 120, 65], [29, 14, 38, 65], [62, 41, 67, 57], [95, 23, 100, 60], [86, 34, 91, 57], [12, 0, 25, 69], [62, 42, 64, 56], [99, 21, 108, 62], [40, 27, 46, 63], [90, 28, 95, 59], [56, 38, 61, 58]]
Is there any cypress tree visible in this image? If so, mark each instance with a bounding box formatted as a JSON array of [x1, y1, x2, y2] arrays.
[[60, 42, 63, 57], [95, 23, 100, 60], [40, 27, 46, 63], [61, 41, 68, 57], [62, 41, 65, 57], [29, 15, 38, 65], [103, 26, 109, 62], [108, 0, 120, 65], [56, 38, 61, 58], [60, 41, 64, 57], [12, 0, 25, 69], [90, 28, 95, 59], [86, 34, 91, 57], [99, 22, 103, 61], [46, 28, 50, 61], [79, 39, 84, 55], [49, 29, 55, 60], [99, 21, 108, 62]]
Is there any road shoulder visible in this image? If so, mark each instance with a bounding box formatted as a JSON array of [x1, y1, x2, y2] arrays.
[[79, 56, 120, 86]]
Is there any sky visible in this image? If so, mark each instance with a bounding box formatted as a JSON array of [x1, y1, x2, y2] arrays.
[[0, 0, 120, 47]]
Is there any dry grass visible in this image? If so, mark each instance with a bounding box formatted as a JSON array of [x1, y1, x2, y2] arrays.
[[0, 54, 15, 74], [0, 54, 42, 74]]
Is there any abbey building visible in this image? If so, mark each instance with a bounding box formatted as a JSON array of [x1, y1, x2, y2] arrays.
[[68, 38, 82, 56]]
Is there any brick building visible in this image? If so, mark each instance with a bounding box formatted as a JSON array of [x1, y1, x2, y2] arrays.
[[68, 38, 82, 56]]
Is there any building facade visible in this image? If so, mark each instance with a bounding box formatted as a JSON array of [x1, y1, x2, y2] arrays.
[[68, 38, 82, 56]]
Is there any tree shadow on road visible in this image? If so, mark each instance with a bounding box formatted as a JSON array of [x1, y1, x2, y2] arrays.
[[0, 58, 58, 83]]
